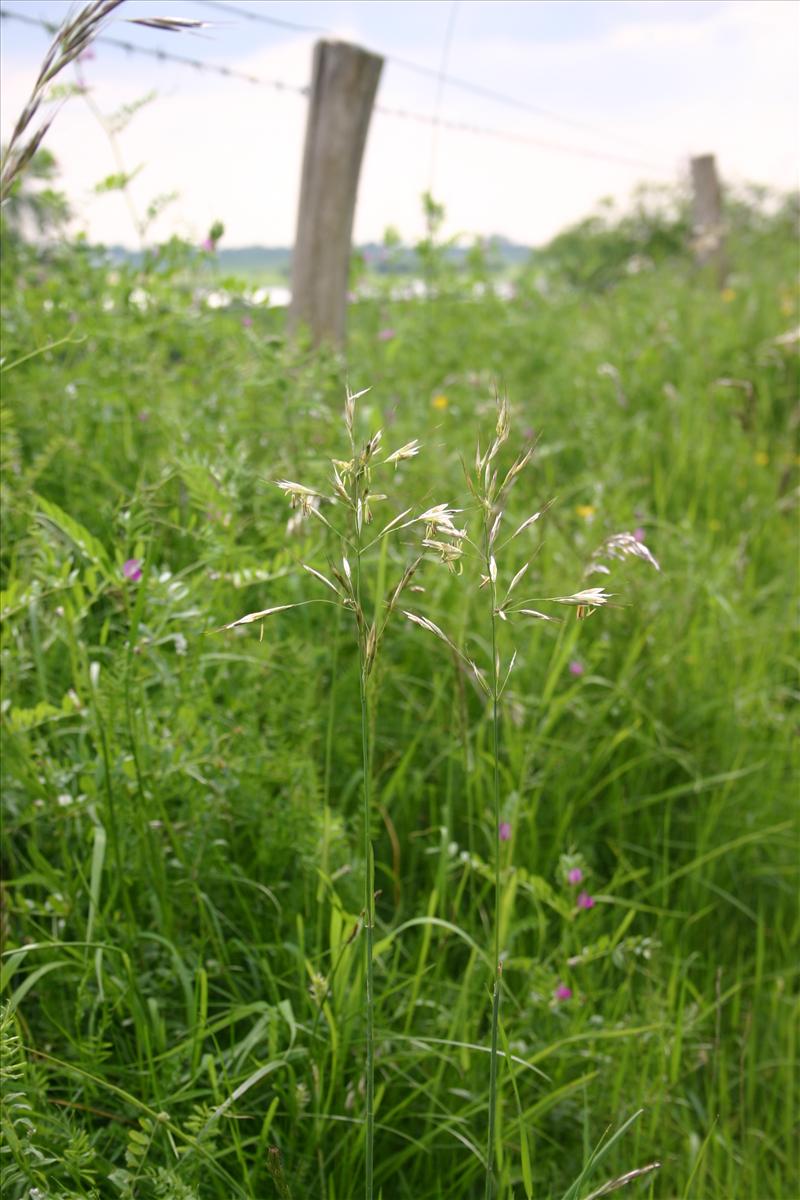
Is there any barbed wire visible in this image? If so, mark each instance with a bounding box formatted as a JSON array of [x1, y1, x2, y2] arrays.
[[373, 101, 668, 172], [0, 6, 308, 94], [196, 0, 328, 36], [0, 5, 670, 172], [196, 0, 662, 159], [428, 0, 461, 195]]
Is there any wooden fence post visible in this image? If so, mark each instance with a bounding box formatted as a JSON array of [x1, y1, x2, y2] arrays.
[[289, 40, 383, 347], [690, 153, 726, 282]]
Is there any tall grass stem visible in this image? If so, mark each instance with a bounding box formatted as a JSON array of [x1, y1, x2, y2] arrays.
[[356, 499, 375, 1200], [485, 526, 502, 1199]]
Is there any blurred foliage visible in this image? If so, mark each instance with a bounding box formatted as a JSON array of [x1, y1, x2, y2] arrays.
[[0, 148, 71, 262], [0, 180, 798, 1200], [530, 181, 800, 292]]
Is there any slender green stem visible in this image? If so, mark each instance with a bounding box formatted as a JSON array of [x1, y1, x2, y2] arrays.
[[355, 509, 375, 1200], [485, 524, 502, 1200], [77, 67, 145, 249], [318, 605, 342, 944], [359, 648, 375, 1200], [93, 695, 134, 927]]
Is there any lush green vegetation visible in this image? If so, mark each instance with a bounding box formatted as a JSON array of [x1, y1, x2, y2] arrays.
[[1, 191, 798, 1200]]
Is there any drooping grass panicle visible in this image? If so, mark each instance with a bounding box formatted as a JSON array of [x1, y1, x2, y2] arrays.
[[499, 497, 556, 548], [384, 439, 421, 467], [386, 556, 423, 616], [276, 479, 326, 512], [578, 1160, 662, 1200], [551, 586, 615, 608], [402, 609, 459, 653], [214, 602, 305, 631], [586, 530, 661, 575], [302, 565, 344, 598]]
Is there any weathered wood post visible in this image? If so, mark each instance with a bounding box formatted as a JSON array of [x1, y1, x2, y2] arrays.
[[289, 40, 383, 347], [690, 153, 726, 282]]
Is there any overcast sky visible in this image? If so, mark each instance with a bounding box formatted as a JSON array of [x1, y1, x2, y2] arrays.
[[1, 0, 797, 248]]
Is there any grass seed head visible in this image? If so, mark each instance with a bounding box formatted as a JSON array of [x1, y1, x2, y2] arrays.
[[403, 610, 457, 652], [589, 530, 661, 574], [303, 565, 342, 597], [384, 439, 421, 467], [386, 556, 422, 613], [343, 385, 370, 438], [509, 501, 554, 541], [518, 607, 559, 622], [488, 511, 503, 548], [417, 504, 466, 540], [363, 429, 383, 462], [216, 603, 299, 632], [277, 479, 322, 514], [308, 972, 329, 1006], [553, 587, 614, 610], [504, 562, 529, 601], [499, 447, 534, 497], [331, 462, 351, 504], [495, 394, 510, 442], [422, 538, 464, 574], [364, 622, 378, 676]]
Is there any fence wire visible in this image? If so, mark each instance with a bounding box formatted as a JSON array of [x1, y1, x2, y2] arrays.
[[0, 5, 672, 173]]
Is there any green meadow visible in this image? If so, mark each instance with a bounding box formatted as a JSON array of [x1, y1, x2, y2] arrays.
[[1, 192, 798, 1199]]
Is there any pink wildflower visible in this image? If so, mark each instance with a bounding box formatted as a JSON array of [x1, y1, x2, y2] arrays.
[[577, 892, 595, 910], [201, 237, 215, 253], [499, 822, 511, 842], [377, 328, 396, 342], [569, 660, 584, 677], [567, 867, 583, 885], [555, 984, 572, 1001], [122, 559, 142, 582], [241, 315, 253, 328], [634, 527, 646, 542]]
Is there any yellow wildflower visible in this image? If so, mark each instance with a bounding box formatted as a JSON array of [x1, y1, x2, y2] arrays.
[[431, 394, 448, 410]]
